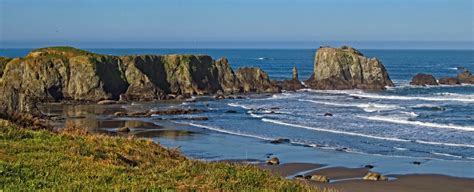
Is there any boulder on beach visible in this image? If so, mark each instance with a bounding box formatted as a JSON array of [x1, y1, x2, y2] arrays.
[[305, 46, 394, 90], [266, 157, 280, 165], [363, 172, 388, 181], [117, 127, 130, 133], [310, 175, 330, 183], [410, 73, 438, 86]]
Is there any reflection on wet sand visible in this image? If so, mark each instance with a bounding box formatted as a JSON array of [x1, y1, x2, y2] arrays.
[[38, 103, 197, 140]]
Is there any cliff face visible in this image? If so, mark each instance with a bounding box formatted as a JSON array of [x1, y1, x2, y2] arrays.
[[306, 46, 394, 90], [0, 47, 280, 114]]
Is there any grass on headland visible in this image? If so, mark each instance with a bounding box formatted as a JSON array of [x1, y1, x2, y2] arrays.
[[0, 120, 333, 191]]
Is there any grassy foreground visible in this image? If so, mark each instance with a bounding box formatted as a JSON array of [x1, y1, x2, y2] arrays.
[[0, 120, 328, 191]]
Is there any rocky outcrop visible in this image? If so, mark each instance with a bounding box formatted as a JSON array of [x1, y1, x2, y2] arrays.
[[274, 66, 304, 91], [438, 77, 460, 85], [306, 46, 394, 90], [0, 56, 12, 78], [457, 70, 474, 84], [235, 67, 280, 93], [410, 73, 438, 86], [0, 47, 279, 114]]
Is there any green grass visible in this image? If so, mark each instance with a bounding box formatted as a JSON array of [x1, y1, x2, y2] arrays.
[[0, 120, 328, 191]]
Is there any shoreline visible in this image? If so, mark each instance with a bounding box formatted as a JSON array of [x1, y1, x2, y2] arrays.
[[36, 99, 474, 191]]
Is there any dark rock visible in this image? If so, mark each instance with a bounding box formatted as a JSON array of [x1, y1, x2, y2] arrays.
[[292, 66, 299, 81], [324, 113, 333, 117], [457, 70, 474, 84], [305, 46, 394, 90], [266, 157, 280, 165], [294, 175, 305, 180], [365, 165, 375, 169], [225, 110, 238, 113], [114, 112, 127, 117], [275, 79, 304, 91], [270, 138, 290, 144], [117, 127, 130, 132], [413, 161, 421, 165], [410, 73, 438, 86], [438, 77, 460, 85], [457, 66, 465, 71]]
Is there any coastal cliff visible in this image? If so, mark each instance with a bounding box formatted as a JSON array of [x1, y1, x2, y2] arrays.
[[0, 47, 279, 114], [306, 46, 394, 90]]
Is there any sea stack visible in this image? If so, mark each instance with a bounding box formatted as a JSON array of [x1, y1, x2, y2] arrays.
[[305, 46, 394, 90], [292, 66, 299, 81]]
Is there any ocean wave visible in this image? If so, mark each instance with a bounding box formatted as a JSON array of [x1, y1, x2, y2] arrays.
[[261, 118, 410, 142], [393, 147, 408, 151], [349, 93, 474, 103], [358, 115, 474, 132], [299, 99, 401, 112], [430, 152, 464, 159], [415, 140, 474, 148], [249, 113, 263, 118], [227, 103, 252, 110]]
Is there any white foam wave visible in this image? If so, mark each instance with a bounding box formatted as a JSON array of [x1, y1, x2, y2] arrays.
[[184, 122, 273, 141], [249, 113, 263, 118], [227, 103, 251, 110], [299, 99, 401, 112], [394, 147, 408, 151], [261, 118, 410, 142], [415, 140, 474, 148], [431, 152, 464, 159], [400, 111, 419, 117], [359, 115, 474, 132], [349, 93, 474, 103]]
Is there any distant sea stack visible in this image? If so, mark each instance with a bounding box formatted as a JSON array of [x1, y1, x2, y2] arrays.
[[0, 47, 280, 114], [305, 46, 394, 90]]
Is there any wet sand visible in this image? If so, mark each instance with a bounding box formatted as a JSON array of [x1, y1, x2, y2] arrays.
[[262, 163, 474, 192]]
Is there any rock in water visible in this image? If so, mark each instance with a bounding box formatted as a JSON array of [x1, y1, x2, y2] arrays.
[[306, 46, 394, 90], [310, 175, 330, 183], [235, 67, 281, 93], [363, 172, 388, 181], [438, 77, 460, 85], [266, 157, 280, 165], [0, 47, 279, 114], [292, 66, 299, 81], [457, 70, 474, 84], [410, 73, 438, 86]]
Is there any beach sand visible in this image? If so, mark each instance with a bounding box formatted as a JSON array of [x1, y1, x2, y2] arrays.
[[260, 163, 474, 192]]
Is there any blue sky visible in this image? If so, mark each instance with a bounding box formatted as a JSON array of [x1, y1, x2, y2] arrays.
[[0, 0, 473, 48]]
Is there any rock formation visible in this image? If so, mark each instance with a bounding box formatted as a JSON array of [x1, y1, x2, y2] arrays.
[[410, 73, 438, 86], [457, 70, 474, 84], [275, 66, 304, 91], [0, 47, 280, 114], [305, 46, 394, 90], [413, 70, 474, 86]]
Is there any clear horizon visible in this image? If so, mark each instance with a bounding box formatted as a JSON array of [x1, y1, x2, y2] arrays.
[[1, 0, 473, 49]]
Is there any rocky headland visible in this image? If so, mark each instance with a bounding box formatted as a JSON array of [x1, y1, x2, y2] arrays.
[[0, 47, 280, 115], [305, 46, 394, 90]]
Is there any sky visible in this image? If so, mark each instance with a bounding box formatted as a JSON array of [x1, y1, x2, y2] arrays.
[[0, 0, 473, 48]]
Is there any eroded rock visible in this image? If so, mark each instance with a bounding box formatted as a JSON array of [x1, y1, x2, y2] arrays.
[[410, 73, 438, 86], [306, 46, 394, 90]]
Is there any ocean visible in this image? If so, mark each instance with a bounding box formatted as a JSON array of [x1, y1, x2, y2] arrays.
[[2, 48, 474, 177]]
